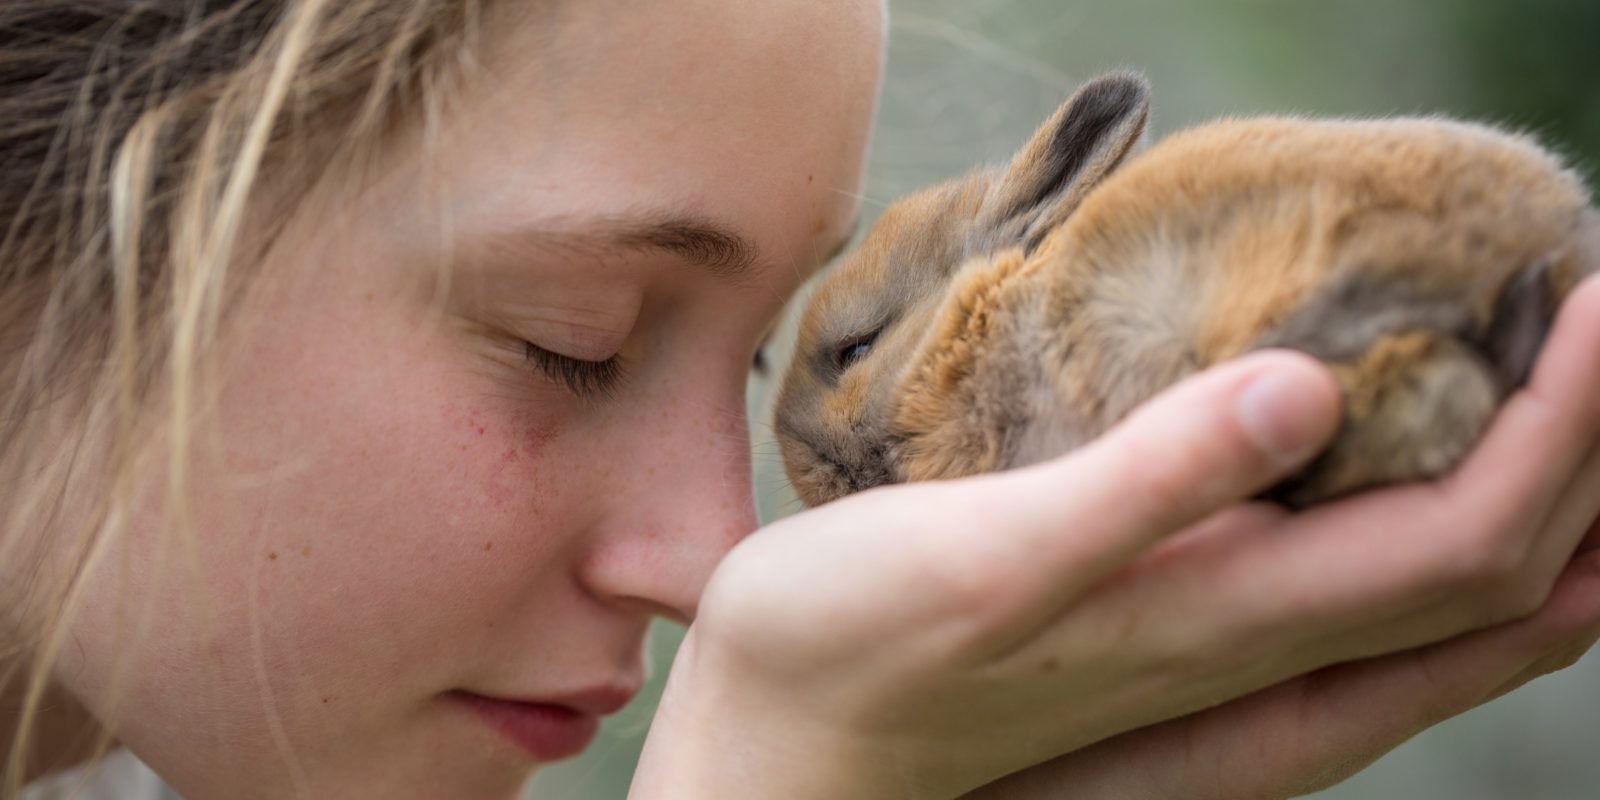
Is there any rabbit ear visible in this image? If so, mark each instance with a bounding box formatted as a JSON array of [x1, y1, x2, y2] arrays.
[[978, 72, 1151, 253]]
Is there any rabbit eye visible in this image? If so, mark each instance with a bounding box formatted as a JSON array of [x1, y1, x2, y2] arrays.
[[834, 331, 880, 370]]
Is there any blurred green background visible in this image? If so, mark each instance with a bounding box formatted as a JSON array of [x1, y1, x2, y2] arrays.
[[529, 1, 1600, 798]]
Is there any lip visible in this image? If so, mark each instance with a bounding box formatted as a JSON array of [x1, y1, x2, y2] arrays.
[[542, 684, 639, 716], [450, 686, 637, 761]]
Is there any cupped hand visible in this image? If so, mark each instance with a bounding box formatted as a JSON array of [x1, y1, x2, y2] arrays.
[[964, 526, 1600, 800], [960, 275, 1600, 800], [964, 275, 1600, 800], [633, 276, 1600, 800]]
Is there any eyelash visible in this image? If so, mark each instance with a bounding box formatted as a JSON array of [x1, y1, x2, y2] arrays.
[[523, 342, 625, 399]]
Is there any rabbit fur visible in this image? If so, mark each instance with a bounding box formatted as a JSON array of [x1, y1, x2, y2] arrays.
[[775, 72, 1599, 508]]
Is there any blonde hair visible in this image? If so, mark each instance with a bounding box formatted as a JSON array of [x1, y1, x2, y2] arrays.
[[0, 1, 489, 792]]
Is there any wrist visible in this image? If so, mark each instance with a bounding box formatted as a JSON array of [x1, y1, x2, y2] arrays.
[[628, 631, 914, 800]]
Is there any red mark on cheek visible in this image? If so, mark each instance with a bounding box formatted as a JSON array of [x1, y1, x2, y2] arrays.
[[448, 403, 564, 511], [474, 414, 561, 510], [450, 406, 490, 438], [522, 420, 558, 458]]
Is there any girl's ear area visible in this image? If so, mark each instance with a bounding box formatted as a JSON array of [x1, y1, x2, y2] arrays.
[[977, 71, 1152, 253]]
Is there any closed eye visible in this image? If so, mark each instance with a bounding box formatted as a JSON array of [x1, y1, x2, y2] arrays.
[[524, 341, 625, 399]]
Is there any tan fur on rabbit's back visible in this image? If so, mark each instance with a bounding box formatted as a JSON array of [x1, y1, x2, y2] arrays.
[[893, 116, 1596, 506], [1047, 117, 1589, 355]]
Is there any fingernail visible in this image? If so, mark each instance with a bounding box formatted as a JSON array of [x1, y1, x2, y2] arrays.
[[1237, 369, 1331, 463]]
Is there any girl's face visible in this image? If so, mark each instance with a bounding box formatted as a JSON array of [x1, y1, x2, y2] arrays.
[[53, 1, 884, 796]]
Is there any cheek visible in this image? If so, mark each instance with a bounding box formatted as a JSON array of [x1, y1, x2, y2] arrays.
[[67, 305, 600, 732], [225, 344, 584, 646], [438, 401, 565, 517]]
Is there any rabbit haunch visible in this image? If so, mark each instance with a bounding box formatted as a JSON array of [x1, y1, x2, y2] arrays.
[[775, 73, 1598, 508]]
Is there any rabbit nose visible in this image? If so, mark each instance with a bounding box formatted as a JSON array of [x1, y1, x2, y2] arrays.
[[824, 438, 896, 497]]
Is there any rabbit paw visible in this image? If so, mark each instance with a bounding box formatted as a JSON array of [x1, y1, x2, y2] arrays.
[[1267, 331, 1500, 508]]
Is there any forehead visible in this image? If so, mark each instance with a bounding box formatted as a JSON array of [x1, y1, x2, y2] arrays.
[[410, 0, 885, 284]]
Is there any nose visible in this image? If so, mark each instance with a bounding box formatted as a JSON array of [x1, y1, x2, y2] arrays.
[[574, 388, 760, 625]]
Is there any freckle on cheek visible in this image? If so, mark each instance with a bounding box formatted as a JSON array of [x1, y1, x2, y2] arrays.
[[453, 406, 489, 437], [522, 420, 558, 457], [473, 414, 562, 510], [450, 403, 566, 510]]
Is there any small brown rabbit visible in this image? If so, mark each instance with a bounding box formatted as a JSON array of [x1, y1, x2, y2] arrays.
[[775, 72, 1599, 508]]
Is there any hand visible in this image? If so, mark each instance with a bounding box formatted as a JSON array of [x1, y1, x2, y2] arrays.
[[963, 532, 1600, 800], [967, 276, 1600, 800], [633, 276, 1600, 800]]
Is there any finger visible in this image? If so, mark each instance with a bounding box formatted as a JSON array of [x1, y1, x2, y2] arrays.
[[961, 531, 1600, 800], [1377, 546, 1600, 731], [1356, 547, 1600, 721], [1203, 276, 1600, 638], [1435, 271, 1600, 538], [1356, 440, 1600, 663], [1478, 551, 1600, 705], [978, 350, 1340, 618], [1514, 275, 1600, 570], [1150, 450, 1600, 679], [1026, 444, 1600, 695], [1426, 274, 1600, 592], [962, 546, 1600, 800], [1242, 546, 1600, 797], [1206, 546, 1600, 799], [1527, 440, 1600, 571]]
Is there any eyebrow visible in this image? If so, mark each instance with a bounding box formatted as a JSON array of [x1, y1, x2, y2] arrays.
[[461, 212, 761, 283]]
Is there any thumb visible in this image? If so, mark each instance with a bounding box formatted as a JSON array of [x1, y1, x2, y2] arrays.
[[996, 350, 1342, 605]]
